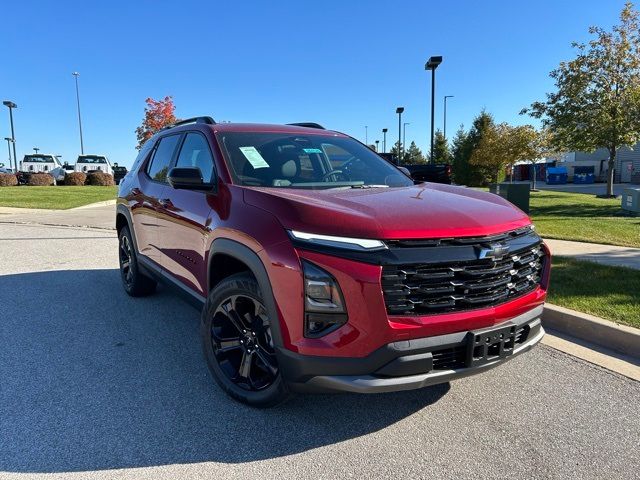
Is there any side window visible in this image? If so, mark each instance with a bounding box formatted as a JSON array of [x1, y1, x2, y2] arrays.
[[175, 133, 215, 182], [147, 134, 181, 182]]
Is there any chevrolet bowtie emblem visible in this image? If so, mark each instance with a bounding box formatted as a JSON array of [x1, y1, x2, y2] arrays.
[[477, 242, 510, 260]]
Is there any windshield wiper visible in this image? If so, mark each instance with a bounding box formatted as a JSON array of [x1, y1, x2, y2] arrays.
[[349, 184, 389, 189]]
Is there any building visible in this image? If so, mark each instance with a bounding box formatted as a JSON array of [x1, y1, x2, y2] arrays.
[[559, 144, 640, 183]]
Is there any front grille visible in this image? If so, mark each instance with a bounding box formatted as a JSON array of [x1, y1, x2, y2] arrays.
[[382, 236, 545, 315]]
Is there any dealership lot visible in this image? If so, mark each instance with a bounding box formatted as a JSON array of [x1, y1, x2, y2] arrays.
[[0, 223, 638, 480]]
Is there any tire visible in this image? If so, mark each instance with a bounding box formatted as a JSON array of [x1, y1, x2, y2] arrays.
[[118, 225, 157, 297], [201, 272, 290, 408]]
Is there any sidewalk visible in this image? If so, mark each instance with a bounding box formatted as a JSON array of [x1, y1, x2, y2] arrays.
[[544, 238, 640, 270], [0, 202, 116, 230]]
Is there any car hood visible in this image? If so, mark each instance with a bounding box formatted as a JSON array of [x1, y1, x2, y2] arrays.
[[243, 183, 531, 240]]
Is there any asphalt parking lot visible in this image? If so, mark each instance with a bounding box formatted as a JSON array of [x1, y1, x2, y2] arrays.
[[0, 223, 639, 480]]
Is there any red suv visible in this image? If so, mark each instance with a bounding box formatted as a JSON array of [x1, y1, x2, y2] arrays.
[[116, 117, 549, 407]]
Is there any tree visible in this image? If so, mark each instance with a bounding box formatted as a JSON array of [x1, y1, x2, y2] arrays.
[[521, 2, 640, 197], [452, 111, 497, 186], [135, 96, 178, 149], [404, 141, 427, 164], [430, 129, 451, 164], [389, 141, 403, 162]]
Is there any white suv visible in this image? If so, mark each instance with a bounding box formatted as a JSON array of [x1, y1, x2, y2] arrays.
[[75, 155, 113, 175], [20, 154, 66, 183]]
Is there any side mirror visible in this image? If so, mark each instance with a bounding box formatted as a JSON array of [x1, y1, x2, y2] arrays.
[[398, 166, 411, 177], [167, 167, 214, 191]]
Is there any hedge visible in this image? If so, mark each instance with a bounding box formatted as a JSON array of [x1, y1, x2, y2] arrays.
[[0, 173, 18, 187], [27, 173, 55, 186], [64, 172, 86, 186], [86, 172, 115, 186]]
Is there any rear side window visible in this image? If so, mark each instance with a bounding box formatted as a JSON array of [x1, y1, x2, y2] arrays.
[[175, 133, 215, 182], [147, 134, 181, 182]]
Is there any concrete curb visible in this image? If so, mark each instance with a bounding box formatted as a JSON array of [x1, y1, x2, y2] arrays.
[[543, 304, 640, 358], [70, 199, 116, 210]]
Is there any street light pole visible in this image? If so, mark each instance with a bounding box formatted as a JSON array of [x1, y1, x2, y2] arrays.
[[443, 95, 454, 141], [375, 140, 380, 152], [396, 107, 404, 164], [72, 72, 84, 154], [403, 122, 410, 155], [4, 138, 13, 170], [364, 125, 368, 145], [3, 101, 18, 172], [425, 56, 443, 164], [382, 128, 388, 153], [33, 147, 40, 154]]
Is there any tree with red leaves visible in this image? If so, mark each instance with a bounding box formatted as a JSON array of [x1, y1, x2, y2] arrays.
[[135, 96, 178, 149]]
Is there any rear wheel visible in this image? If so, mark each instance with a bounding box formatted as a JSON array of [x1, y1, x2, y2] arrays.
[[118, 225, 157, 296], [201, 273, 290, 407]]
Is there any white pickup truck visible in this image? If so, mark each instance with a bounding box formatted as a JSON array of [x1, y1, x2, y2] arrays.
[[75, 155, 113, 176], [20, 154, 66, 183]]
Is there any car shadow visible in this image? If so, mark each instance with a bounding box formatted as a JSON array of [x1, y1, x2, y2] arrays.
[[0, 269, 449, 474]]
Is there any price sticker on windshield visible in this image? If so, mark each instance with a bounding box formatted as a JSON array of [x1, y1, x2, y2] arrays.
[[239, 146, 269, 169]]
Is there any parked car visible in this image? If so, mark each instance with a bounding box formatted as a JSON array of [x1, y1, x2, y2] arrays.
[[20, 154, 66, 183], [0, 163, 14, 173], [75, 155, 113, 175], [112, 163, 128, 184], [62, 161, 75, 174], [378, 153, 452, 184], [116, 117, 549, 407]]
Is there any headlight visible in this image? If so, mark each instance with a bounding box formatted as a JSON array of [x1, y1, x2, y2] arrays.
[[302, 260, 347, 338], [289, 230, 387, 251]]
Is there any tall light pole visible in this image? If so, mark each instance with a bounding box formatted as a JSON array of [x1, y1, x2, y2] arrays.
[[4, 138, 13, 170], [382, 128, 388, 153], [33, 147, 40, 154], [72, 72, 84, 154], [375, 140, 380, 152], [403, 122, 410, 154], [396, 107, 404, 164], [364, 125, 368, 145], [3, 101, 18, 172], [425, 56, 442, 164], [443, 95, 454, 141]]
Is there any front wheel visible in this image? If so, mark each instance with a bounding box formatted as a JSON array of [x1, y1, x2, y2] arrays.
[[118, 225, 157, 297], [201, 273, 290, 407]]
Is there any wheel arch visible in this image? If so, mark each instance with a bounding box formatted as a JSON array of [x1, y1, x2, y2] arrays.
[[115, 204, 139, 253], [207, 238, 285, 349]]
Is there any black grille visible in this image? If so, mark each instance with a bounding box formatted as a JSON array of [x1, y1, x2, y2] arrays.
[[382, 240, 545, 315], [430, 325, 530, 371]]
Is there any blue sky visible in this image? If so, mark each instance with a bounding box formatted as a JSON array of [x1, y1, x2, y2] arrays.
[[0, 0, 625, 167]]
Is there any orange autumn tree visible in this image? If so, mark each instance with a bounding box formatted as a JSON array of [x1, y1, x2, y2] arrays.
[[135, 96, 178, 149]]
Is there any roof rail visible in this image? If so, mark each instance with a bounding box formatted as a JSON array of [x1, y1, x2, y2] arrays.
[[287, 122, 325, 129], [163, 116, 216, 130]]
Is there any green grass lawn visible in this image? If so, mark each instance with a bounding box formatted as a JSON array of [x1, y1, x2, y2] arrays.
[[529, 190, 640, 248], [548, 257, 640, 328], [0, 186, 117, 209]]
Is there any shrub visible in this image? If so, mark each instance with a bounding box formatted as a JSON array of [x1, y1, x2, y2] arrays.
[[0, 173, 18, 187], [27, 173, 54, 186], [86, 172, 115, 186], [64, 172, 86, 186]]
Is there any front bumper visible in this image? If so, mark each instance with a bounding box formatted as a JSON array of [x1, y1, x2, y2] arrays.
[[280, 305, 544, 393]]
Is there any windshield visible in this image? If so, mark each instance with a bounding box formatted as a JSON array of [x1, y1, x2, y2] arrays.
[[77, 156, 108, 164], [23, 155, 55, 164], [217, 132, 413, 189]]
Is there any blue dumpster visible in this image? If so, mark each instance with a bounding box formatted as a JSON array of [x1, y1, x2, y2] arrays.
[[546, 167, 568, 185], [573, 166, 595, 184]]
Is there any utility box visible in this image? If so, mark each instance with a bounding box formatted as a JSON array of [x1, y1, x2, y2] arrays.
[[489, 182, 531, 213], [621, 188, 640, 213]]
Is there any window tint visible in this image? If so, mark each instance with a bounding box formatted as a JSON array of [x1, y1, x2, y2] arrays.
[[175, 133, 215, 182], [147, 134, 181, 182]]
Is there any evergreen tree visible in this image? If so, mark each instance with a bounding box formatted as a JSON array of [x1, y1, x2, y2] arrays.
[[430, 129, 451, 164], [451, 125, 470, 184], [389, 141, 403, 163], [404, 141, 426, 164]]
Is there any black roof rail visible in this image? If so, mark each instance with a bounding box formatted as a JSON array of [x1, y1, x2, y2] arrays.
[[163, 116, 216, 130], [287, 122, 325, 129]]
